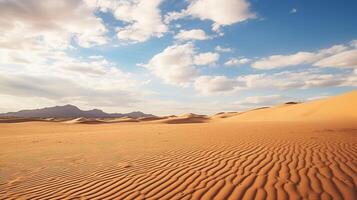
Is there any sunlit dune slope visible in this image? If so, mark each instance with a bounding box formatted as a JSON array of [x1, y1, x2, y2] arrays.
[[225, 90, 357, 122]]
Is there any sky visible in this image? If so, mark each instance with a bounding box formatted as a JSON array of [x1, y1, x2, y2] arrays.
[[0, 0, 356, 115]]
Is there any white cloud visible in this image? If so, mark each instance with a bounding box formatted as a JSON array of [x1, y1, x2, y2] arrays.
[[0, 1, 144, 111], [0, 75, 138, 109], [194, 75, 237, 95], [0, 0, 107, 49], [251, 42, 353, 69], [192, 69, 356, 95], [194, 52, 220, 65], [143, 43, 220, 86], [252, 52, 318, 69], [318, 44, 348, 55], [225, 58, 251, 66], [236, 70, 357, 90], [215, 45, 232, 52], [164, 11, 187, 24], [314, 49, 357, 68], [174, 29, 210, 41], [143, 43, 198, 86], [53, 57, 128, 77], [0, 0, 114, 96], [188, 0, 255, 31], [143, 41, 357, 93], [94, 0, 167, 43], [59, 60, 108, 75], [165, 0, 255, 32], [0, 56, 142, 109]]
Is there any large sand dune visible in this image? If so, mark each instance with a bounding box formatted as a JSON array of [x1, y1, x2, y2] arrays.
[[225, 91, 357, 122], [0, 91, 356, 199]]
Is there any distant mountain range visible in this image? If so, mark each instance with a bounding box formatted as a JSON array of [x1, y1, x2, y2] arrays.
[[0, 105, 155, 119]]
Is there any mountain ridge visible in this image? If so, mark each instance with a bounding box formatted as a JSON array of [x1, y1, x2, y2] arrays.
[[0, 104, 155, 119]]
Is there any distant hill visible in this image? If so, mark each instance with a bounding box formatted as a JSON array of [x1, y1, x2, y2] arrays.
[[0, 105, 155, 119]]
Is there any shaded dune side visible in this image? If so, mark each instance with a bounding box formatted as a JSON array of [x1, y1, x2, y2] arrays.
[[1, 129, 356, 200]]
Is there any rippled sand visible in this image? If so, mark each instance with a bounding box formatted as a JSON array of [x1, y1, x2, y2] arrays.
[[1, 91, 357, 199], [0, 121, 356, 200]]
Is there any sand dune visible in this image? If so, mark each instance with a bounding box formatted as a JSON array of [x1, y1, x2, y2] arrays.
[[157, 113, 210, 124], [0, 91, 356, 199], [226, 90, 357, 122]]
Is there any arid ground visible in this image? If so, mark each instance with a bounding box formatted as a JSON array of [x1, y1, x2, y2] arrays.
[[0, 91, 356, 200]]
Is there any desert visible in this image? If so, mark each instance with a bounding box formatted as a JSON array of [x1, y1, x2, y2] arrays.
[[1, 0, 357, 199], [0, 91, 356, 199]]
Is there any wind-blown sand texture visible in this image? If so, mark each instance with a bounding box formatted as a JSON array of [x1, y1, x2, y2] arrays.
[[0, 91, 356, 200]]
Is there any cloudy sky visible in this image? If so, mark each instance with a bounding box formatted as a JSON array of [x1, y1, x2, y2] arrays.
[[0, 0, 356, 115]]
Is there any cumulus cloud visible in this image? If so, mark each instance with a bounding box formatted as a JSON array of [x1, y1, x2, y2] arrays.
[[0, 0, 107, 49], [0, 0, 162, 112], [3, 79, 136, 108], [314, 49, 357, 68], [194, 52, 220, 65], [0, 0, 114, 87], [236, 70, 357, 89], [0, 0, 158, 101], [143, 43, 219, 86], [191, 69, 356, 95], [252, 52, 318, 69], [0, 60, 141, 109], [225, 58, 251, 66], [143, 43, 197, 86], [92, 0, 167, 43], [165, 0, 255, 32], [194, 75, 237, 95], [318, 44, 348, 55], [174, 29, 210, 41], [251, 42, 354, 69]]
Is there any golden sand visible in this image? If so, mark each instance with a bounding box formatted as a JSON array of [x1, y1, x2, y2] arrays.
[[0, 91, 356, 199]]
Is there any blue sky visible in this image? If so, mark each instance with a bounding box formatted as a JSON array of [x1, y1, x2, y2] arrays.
[[0, 0, 356, 115]]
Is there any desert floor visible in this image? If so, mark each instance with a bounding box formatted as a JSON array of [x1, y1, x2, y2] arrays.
[[0, 120, 356, 200]]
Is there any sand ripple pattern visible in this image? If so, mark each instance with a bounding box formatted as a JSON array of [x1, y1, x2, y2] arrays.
[[1, 133, 357, 200]]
